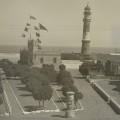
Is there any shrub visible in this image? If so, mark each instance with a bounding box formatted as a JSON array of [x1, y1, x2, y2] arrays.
[[0, 96, 3, 105], [26, 78, 41, 92], [59, 64, 66, 71], [79, 62, 96, 76], [0, 82, 3, 94], [57, 70, 74, 85], [32, 84, 53, 108], [62, 85, 83, 107], [13, 64, 31, 77], [40, 64, 58, 83], [62, 77, 74, 86]]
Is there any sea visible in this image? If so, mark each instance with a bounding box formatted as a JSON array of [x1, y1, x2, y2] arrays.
[[0, 45, 120, 63], [0, 45, 120, 54]]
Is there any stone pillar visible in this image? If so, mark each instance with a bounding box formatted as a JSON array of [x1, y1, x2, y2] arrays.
[[65, 91, 75, 118]]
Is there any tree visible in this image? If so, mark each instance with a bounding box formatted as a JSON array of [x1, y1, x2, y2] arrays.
[[41, 85, 53, 108], [21, 72, 31, 84], [62, 85, 83, 108], [40, 64, 58, 83], [13, 64, 31, 77], [74, 92, 83, 108], [21, 68, 41, 84], [5, 67, 15, 77], [0, 81, 3, 106], [0, 82, 3, 94], [57, 70, 74, 85], [0, 59, 15, 77], [32, 85, 53, 108], [32, 87, 44, 108], [96, 61, 105, 73], [24, 70, 52, 108], [62, 77, 74, 86], [0, 96, 3, 105], [79, 62, 95, 77], [26, 78, 42, 92], [59, 64, 66, 71]]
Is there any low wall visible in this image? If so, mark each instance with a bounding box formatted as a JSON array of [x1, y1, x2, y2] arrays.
[[90, 81, 120, 114], [92, 83, 110, 101], [109, 99, 120, 114]]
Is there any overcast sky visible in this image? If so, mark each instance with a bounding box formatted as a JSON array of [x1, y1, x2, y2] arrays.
[[0, 0, 120, 48]]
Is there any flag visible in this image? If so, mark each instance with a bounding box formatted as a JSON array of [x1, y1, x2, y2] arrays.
[[37, 38, 41, 43], [34, 26, 39, 30], [26, 23, 30, 26], [36, 32, 40, 37], [39, 23, 48, 31], [30, 15, 36, 20], [21, 33, 25, 37], [24, 27, 29, 32]]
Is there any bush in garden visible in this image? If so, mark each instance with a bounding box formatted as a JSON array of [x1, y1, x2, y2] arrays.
[[40, 64, 58, 83], [79, 62, 96, 76], [62, 84, 83, 108], [0, 82, 3, 94], [57, 64, 74, 85], [32, 84, 53, 108], [0, 96, 3, 105]]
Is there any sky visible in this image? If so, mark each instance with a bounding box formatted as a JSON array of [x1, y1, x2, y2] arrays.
[[0, 0, 120, 48]]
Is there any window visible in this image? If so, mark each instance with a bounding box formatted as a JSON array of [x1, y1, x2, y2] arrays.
[[40, 58, 43, 63], [53, 58, 57, 63]]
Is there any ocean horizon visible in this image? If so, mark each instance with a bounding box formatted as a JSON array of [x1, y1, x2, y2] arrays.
[[0, 45, 120, 54]]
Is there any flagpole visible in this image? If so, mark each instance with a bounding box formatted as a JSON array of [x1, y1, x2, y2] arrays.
[[30, 15, 31, 40], [38, 23, 41, 49]]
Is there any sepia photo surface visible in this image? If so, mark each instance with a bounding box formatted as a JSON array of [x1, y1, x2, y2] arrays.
[[0, 0, 120, 120]]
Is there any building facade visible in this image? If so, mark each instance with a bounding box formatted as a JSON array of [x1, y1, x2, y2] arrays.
[[94, 54, 120, 76], [20, 39, 61, 71]]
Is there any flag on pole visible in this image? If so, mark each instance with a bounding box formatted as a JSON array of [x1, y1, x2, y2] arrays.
[[21, 33, 25, 37], [24, 27, 29, 32], [30, 15, 36, 20], [26, 23, 30, 26], [34, 26, 39, 30], [37, 38, 41, 43], [36, 32, 40, 37], [39, 23, 48, 31]]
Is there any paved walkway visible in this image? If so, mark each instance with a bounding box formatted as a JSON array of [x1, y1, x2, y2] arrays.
[[2, 80, 23, 116], [1, 80, 64, 120], [0, 68, 120, 120], [69, 69, 120, 120]]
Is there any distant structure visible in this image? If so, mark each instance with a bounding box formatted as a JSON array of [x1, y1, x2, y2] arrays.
[[20, 39, 61, 71], [93, 53, 120, 76], [20, 17, 61, 71], [81, 4, 92, 60]]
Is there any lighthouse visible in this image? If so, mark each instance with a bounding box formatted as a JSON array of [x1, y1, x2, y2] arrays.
[[81, 4, 91, 56]]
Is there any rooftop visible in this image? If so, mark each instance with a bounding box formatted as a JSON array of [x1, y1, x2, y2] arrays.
[[92, 53, 120, 63]]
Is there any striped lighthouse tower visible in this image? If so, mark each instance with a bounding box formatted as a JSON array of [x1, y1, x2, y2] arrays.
[[81, 4, 91, 56]]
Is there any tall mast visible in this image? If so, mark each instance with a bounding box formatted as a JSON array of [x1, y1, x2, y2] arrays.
[[30, 15, 31, 40]]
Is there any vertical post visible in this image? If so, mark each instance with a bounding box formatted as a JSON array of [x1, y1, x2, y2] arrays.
[[29, 15, 31, 40], [38, 23, 42, 49], [65, 91, 75, 118]]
